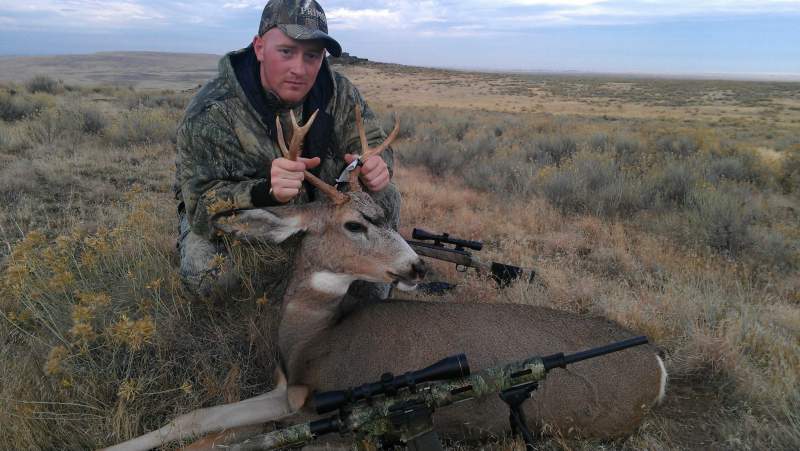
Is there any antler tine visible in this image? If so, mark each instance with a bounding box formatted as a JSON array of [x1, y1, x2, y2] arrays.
[[286, 109, 319, 161], [273, 109, 345, 205], [348, 165, 363, 192], [275, 116, 291, 159], [304, 170, 349, 205], [364, 116, 400, 159], [349, 107, 402, 191]]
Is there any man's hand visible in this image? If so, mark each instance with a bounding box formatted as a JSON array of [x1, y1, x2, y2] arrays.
[[270, 157, 321, 203], [344, 154, 390, 192]]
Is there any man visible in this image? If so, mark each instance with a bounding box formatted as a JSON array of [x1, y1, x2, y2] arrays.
[[175, 0, 400, 301]]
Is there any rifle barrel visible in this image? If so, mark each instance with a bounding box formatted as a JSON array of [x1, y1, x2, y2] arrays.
[[542, 336, 648, 371]]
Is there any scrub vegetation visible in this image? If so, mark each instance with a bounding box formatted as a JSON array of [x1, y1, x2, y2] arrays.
[[1, 66, 798, 450]]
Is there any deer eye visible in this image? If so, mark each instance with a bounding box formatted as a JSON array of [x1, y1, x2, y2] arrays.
[[344, 221, 368, 234]]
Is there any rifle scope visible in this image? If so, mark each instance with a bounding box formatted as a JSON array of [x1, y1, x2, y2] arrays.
[[313, 353, 470, 414], [412, 228, 483, 251]]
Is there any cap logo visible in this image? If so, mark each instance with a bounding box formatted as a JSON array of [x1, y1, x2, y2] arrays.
[[297, 1, 327, 32], [299, 6, 326, 24]]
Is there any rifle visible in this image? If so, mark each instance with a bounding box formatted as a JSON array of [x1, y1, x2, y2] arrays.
[[226, 336, 649, 451], [406, 228, 536, 288]]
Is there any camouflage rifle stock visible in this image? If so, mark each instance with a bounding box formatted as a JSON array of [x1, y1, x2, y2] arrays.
[[227, 336, 649, 451], [406, 228, 535, 288]]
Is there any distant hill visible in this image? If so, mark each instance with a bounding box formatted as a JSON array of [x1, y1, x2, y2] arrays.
[[0, 52, 221, 90]]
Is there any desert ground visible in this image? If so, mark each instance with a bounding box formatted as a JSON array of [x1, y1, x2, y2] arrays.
[[1, 53, 799, 450]]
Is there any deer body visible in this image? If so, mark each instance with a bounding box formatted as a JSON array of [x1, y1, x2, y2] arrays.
[[106, 109, 665, 451], [292, 300, 662, 439]]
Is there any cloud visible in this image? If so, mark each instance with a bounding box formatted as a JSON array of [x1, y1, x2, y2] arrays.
[[0, 0, 255, 30], [323, 0, 800, 37], [1, 0, 799, 34], [0, 0, 166, 27], [222, 1, 262, 10], [327, 8, 402, 30]]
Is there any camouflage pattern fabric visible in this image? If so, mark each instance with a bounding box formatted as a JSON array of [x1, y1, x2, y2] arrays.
[[259, 0, 342, 56], [175, 47, 399, 300]]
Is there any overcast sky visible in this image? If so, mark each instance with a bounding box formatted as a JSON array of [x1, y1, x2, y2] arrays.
[[1, 0, 799, 76]]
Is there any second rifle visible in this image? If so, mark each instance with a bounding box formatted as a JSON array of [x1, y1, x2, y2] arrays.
[[406, 228, 535, 288]]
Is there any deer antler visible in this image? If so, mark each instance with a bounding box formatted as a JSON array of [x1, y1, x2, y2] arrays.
[[349, 104, 400, 190], [276, 110, 348, 205]]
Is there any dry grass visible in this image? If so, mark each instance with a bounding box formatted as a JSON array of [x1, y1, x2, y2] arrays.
[[1, 67, 799, 450]]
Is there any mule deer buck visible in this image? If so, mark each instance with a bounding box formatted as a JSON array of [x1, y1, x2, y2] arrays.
[[106, 106, 667, 451]]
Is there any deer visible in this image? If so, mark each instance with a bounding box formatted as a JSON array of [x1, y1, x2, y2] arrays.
[[105, 106, 667, 451]]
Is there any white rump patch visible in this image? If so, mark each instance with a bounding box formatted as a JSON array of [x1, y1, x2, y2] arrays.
[[655, 355, 667, 404], [396, 281, 418, 292], [310, 271, 356, 296]]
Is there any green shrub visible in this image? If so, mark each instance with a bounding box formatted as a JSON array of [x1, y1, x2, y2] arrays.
[[0, 123, 10, 150], [0, 123, 27, 154], [656, 134, 700, 158], [382, 111, 416, 140], [0, 197, 278, 449], [26, 107, 83, 147], [614, 134, 643, 166], [648, 160, 696, 207], [401, 124, 498, 176], [124, 91, 189, 110], [778, 147, 800, 194], [593, 175, 645, 217], [541, 169, 581, 212], [749, 227, 798, 271], [687, 187, 759, 255], [524, 134, 577, 166], [0, 92, 41, 121], [106, 108, 178, 147], [541, 152, 644, 217], [440, 117, 470, 141], [463, 155, 536, 196], [26, 75, 62, 95], [462, 134, 497, 160], [703, 153, 763, 186], [589, 132, 611, 152], [397, 139, 460, 176], [76, 104, 109, 135]]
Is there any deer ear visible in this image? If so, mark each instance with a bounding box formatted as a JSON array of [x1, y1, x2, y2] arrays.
[[214, 209, 307, 243]]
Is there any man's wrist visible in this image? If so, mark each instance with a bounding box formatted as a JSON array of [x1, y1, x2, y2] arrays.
[[251, 180, 284, 207], [268, 187, 287, 204]]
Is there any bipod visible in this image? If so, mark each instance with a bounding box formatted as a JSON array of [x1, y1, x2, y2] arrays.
[[499, 382, 539, 449]]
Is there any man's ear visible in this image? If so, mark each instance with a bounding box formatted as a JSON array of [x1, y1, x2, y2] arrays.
[[253, 34, 265, 62], [214, 209, 307, 244]]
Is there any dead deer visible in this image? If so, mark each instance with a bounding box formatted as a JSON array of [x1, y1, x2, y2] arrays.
[[105, 107, 666, 451]]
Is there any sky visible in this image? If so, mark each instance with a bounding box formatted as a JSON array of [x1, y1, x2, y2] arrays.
[[1, 0, 800, 77]]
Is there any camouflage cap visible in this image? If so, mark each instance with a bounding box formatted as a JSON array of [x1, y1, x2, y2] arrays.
[[258, 0, 342, 57]]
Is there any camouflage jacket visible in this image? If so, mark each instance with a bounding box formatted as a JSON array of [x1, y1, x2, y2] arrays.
[[175, 46, 394, 240]]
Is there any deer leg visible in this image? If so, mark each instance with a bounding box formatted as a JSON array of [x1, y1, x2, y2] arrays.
[[103, 385, 300, 451]]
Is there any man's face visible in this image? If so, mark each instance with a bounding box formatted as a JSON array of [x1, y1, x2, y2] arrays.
[[253, 27, 326, 104]]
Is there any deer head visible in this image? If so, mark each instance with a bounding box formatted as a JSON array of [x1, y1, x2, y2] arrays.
[[214, 106, 424, 296]]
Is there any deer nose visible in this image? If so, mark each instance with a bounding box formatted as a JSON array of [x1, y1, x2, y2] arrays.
[[412, 259, 427, 280]]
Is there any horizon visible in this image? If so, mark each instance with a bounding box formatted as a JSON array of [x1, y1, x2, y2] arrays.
[[3, 50, 799, 83], [1, 1, 799, 79]]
